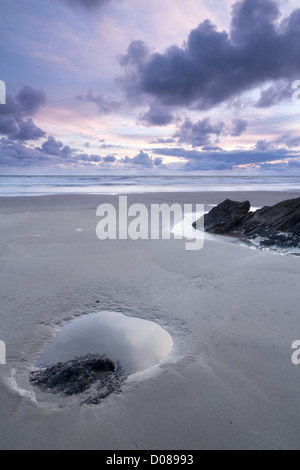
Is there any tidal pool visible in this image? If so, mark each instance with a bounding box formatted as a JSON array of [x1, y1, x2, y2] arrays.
[[37, 311, 173, 375]]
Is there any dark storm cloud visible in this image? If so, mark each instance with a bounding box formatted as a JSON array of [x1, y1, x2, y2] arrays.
[[0, 86, 46, 141], [120, 0, 300, 111], [77, 91, 121, 115], [64, 0, 113, 12]]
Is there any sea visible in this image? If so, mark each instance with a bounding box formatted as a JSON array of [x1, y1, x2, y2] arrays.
[[0, 175, 300, 197]]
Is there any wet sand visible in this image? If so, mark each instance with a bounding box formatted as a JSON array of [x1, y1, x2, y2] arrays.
[[0, 191, 300, 450]]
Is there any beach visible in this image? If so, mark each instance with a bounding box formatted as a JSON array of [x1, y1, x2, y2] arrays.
[[0, 190, 300, 450]]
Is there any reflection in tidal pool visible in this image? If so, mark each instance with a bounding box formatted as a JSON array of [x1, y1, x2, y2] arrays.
[[37, 311, 173, 375]]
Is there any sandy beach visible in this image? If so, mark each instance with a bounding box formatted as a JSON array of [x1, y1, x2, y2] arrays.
[[0, 190, 300, 450]]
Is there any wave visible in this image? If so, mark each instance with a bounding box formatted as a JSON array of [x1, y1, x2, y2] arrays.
[[1, 175, 300, 197]]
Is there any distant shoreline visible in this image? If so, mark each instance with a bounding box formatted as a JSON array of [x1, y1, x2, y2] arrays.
[[0, 174, 300, 197], [0, 190, 299, 212]]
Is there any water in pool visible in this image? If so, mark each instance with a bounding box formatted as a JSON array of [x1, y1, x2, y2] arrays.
[[37, 311, 173, 375]]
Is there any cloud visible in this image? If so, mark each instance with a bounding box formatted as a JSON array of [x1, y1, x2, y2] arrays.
[[0, 118, 18, 136], [274, 133, 300, 148], [64, 0, 113, 12], [77, 91, 121, 115], [170, 117, 248, 148], [99, 143, 117, 149], [123, 150, 163, 168], [41, 136, 64, 156], [230, 119, 248, 137], [103, 155, 116, 162], [0, 86, 46, 119], [255, 139, 274, 151], [0, 138, 50, 168], [16, 86, 46, 116], [13, 118, 46, 141], [138, 104, 175, 127], [119, 40, 150, 68], [38, 136, 75, 159], [120, 0, 300, 111], [259, 159, 300, 172], [174, 118, 225, 147], [150, 137, 176, 144], [152, 145, 299, 170], [0, 86, 46, 141], [118, 40, 151, 102], [255, 81, 292, 108], [78, 153, 102, 163], [0, 135, 104, 169], [254, 133, 300, 150]]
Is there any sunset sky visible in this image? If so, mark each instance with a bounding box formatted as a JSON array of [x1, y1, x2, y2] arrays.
[[1, 0, 300, 174]]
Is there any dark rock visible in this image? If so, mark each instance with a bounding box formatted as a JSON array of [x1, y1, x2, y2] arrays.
[[30, 354, 126, 405], [237, 197, 300, 238], [193, 196, 300, 250], [197, 199, 251, 234]]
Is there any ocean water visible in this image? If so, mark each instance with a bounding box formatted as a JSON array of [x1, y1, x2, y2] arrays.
[[0, 175, 300, 196]]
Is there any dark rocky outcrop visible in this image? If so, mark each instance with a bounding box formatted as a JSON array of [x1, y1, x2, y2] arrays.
[[193, 199, 251, 234], [30, 354, 127, 405], [193, 197, 300, 249]]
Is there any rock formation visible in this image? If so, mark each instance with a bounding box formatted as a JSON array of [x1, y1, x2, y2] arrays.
[[193, 199, 250, 234], [193, 197, 300, 249], [30, 354, 126, 405]]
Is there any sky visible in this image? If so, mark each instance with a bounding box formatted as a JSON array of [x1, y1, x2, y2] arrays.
[[1, 0, 300, 174]]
